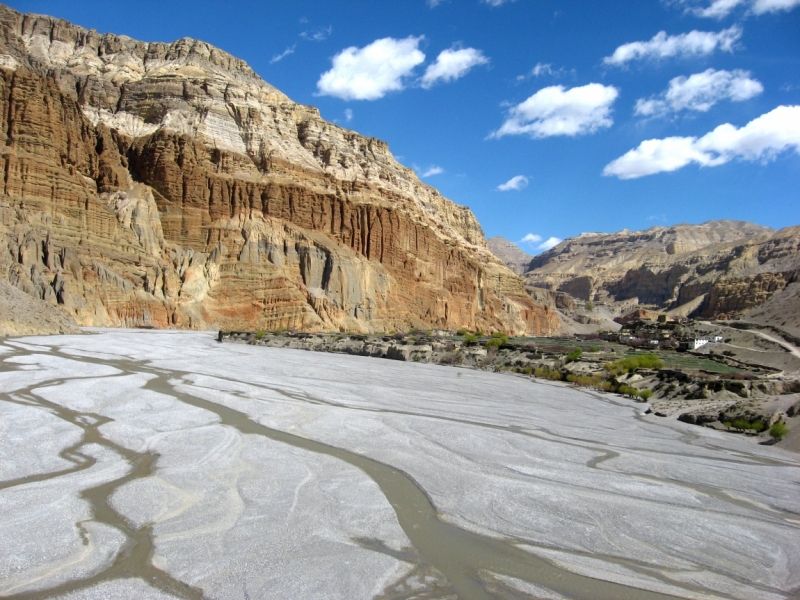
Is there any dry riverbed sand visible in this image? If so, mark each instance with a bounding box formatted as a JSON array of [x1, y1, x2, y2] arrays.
[[0, 330, 799, 599]]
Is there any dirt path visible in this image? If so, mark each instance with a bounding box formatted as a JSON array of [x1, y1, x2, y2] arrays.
[[753, 330, 800, 360]]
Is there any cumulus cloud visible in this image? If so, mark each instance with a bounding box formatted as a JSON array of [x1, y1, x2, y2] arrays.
[[520, 234, 542, 244], [491, 84, 619, 139], [317, 36, 425, 101], [604, 105, 800, 179], [421, 47, 489, 88], [537, 237, 563, 251], [497, 175, 529, 191], [270, 45, 296, 64], [635, 69, 763, 116], [344, 108, 353, 122], [681, 0, 800, 18], [520, 234, 562, 251], [603, 26, 741, 66]]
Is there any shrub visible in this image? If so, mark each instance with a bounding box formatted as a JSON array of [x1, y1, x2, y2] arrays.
[[638, 389, 654, 401], [463, 334, 479, 345], [590, 345, 600, 353], [566, 374, 603, 388], [457, 328, 470, 336], [770, 422, 789, 440], [586, 301, 594, 312], [491, 331, 507, 338], [565, 348, 583, 363], [475, 330, 484, 337], [606, 354, 664, 375], [617, 385, 639, 399], [255, 330, 266, 340], [485, 337, 505, 350], [534, 368, 562, 381]]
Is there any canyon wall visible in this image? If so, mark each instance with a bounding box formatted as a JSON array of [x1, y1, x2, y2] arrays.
[[0, 5, 558, 335]]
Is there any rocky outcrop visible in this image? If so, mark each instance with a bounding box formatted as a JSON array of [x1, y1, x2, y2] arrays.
[[487, 237, 533, 275], [0, 5, 558, 335], [524, 221, 800, 323]]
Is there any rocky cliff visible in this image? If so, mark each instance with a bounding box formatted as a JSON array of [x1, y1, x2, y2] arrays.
[[487, 237, 533, 275], [0, 5, 558, 335], [523, 221, 800, 323]]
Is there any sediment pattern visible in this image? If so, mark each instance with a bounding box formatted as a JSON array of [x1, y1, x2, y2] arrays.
[[1, 330, 799, 599]]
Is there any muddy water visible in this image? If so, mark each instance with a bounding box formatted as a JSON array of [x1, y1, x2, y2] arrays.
[[0, 340, 774, 599]]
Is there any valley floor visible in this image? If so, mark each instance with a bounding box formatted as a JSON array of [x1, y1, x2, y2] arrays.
[[1, 330, 799, 599]]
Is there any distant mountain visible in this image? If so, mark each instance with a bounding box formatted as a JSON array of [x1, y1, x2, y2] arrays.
[[523, 220, 800, 329], [487, 237, 534, 275]]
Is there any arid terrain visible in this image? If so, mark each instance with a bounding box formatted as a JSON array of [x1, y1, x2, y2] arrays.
[[1, 330, 799, 599], [1, 4, 799, 600]]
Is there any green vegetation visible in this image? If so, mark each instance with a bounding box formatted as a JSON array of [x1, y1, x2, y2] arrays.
[[606, 354, 664, 375], [589, 346, 600, 353], [586, 301, 594, 312], [456, 328, 470, 336], [566, 373, 603, 388], [255, 330, 266, 340], [565, 348, 583, 363], [463, 334, 479, 345], [534, 368, 562, 381], [770, 421, 789, 440], [638, 389, 654, 401], [485, 333, 509, 349], [726, 419, 766, 433], [475, 330, 484, 337]]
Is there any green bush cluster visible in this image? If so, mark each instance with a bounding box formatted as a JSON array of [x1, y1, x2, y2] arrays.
[[565, 348, 583, 363], [456, 328, 470, 336], [463, 334, 479, 345], [485, 333, 509, 349], [605, 354, 664, 375], [534, 368, 563, 381], [254, 330, 266, 340], [770, 421, 789, 440], [565, 374, 603, 388], [725, 419, 766, 433], [614, 384, 653, 401]]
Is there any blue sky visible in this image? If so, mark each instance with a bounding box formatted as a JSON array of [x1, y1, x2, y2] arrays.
[[10, 0, 800, 252]]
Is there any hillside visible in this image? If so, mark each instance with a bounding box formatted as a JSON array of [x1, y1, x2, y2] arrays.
[[522, 220, 800, 328], [0, 4, 558, 335]]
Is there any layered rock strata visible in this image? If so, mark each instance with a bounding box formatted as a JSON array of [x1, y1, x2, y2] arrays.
[[524, 220, 800, 322], [0, 5, 557, 334]]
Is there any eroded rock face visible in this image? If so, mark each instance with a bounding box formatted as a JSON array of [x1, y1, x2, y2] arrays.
[[524, 221, 800, 321], [0, 5, 558, 334]]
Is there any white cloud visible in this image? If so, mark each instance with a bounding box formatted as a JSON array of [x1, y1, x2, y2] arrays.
[[635, 69, 763, 116], [537, 237, 562, 251], [317, 36, 425, 101], [421, 47, 489, 88], [491, 84, 619, 139], [604, 105, 800, 179], [427, 0, 448, 6], [344, 108, 353, 122], [603, 26, 741, 66], [519, 234, 562, 252], [497, 175, 529, 191], [520, 234, 542, 244], [483, 0, 517, 5], [682, 0, 800, 18], [421, 165, 444, 177], [270, 45, 296, 64], [301, 26, 332, 42]]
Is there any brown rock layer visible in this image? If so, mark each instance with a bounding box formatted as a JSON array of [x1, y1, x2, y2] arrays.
[[0, 5, 558, 335]]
